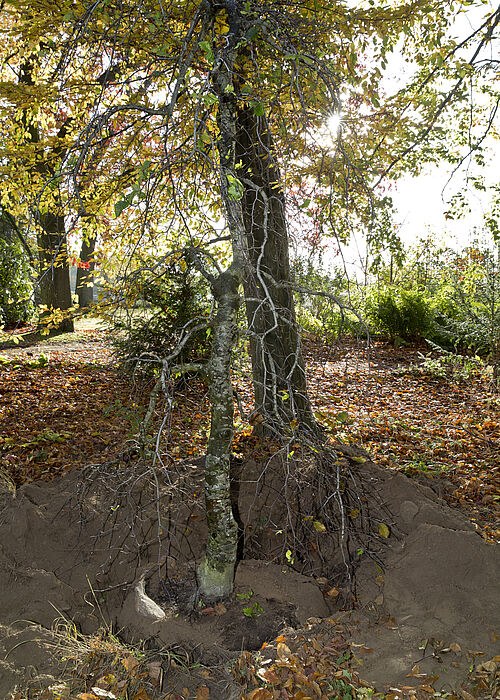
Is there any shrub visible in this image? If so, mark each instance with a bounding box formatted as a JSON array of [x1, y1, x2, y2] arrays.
[[0, 228, 34, 325], [365, 287, 434, 342], [292, 258, 362, 337], [113, 260, 211, 376]]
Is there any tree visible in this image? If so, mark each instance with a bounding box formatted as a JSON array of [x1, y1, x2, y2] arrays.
[[8, 55, 75, 331], [4, 0, 480, 599]]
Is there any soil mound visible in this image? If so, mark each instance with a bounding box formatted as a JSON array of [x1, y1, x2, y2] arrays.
[[0, 454, 498, 697], [349, 466, 500, 692]]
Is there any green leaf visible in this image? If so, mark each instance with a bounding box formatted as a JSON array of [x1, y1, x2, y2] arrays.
[[198, 40, 214, 63], [226, 174, 243, 201], [201, 93, 218, 106], [251, 100, 265, 116], [114, 199, 129, 218]]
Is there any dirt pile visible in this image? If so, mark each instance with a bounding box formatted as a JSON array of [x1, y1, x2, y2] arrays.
[[0, 455, 498, 697], [348, 466, 500, 692]]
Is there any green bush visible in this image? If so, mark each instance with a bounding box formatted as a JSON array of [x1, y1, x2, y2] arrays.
[[0, 231, 34, 325], [365, 287, 434, 342], [113, 260, 211, 376]]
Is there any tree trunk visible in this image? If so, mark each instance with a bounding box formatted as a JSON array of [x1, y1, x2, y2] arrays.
[[37, 212, 74, 332], [197, 267, 240, 600], [197, 0, 248, 599], [235, 104, 316, 433], [76, 233, 96, 308]]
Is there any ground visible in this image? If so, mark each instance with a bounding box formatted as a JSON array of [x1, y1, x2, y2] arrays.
[[0, 321, 499, 699]]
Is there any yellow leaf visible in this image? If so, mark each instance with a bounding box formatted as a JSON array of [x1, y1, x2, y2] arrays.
[[378, 523, 390, 538], [313, 520, 326, 532]]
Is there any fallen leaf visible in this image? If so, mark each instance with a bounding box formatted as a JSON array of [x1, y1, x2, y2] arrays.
[[277, 641, 291, 659], [327, 587, 340, 597], [449, 642, 462, 653], [121, 656, 140, 675], [458, 690, 476, 700], [195, 686, 210, 699], [246, 689, 273, 700], [200, 606, 215, 615], [477, 660, 497, 672], [91, 690, 117, 699], [132, 690, 151, 700], [378, 523, 390, 538], [147, 661, 162, 686]]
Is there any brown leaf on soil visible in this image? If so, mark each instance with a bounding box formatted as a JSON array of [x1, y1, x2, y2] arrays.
[[277, 642, 291, 659], [326, 587, 339, 597], [133, 691, 152, 700], [147, 661, 162, 685], [477, 660, 498, 672], [458, 690, 476, 700], [200, 606, 216, 615], [195, 686, 210, 699], [121, 655, 140, 675], [245, 689, 273, 699]]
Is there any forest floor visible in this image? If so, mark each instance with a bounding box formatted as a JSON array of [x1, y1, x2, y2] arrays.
[[0, 323, 499, 699], [1, 323, 498, 542]]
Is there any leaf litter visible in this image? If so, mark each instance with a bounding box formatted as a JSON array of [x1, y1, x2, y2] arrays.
[[0, 335, 499, 699]]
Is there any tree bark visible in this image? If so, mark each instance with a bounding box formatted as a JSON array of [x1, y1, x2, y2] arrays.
[[18, 57, 74, 332], [76, 233, 96, 308], [197, 267, 240, 600], [235, 105, 316, 433], [37, 212, 74, 332], [197, 0, 247, 599]]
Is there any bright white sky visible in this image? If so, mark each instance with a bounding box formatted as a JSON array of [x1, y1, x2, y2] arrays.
[[393, 162, 496, 250], [341, 0, 499, 267], [389, 2, 499, 252]]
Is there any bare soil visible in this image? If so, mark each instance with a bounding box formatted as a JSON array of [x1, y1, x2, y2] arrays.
[[0, 448, 498, 698]]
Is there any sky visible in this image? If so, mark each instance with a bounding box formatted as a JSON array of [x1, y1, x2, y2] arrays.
[[339, 0, 500, 270], [393, 163, 496, 250]]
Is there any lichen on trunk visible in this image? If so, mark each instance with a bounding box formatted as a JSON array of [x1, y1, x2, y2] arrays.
[[197, 267, 240, 601]]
